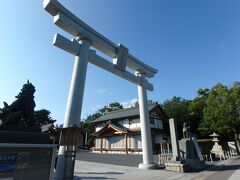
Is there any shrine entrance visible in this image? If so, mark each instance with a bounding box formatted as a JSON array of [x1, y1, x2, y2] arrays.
[[43, 0, 157, 179]]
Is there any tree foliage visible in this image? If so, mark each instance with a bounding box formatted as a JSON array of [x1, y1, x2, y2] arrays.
[[188, 88, 209, 136], [34, 109, 56, 127], [162, 96, 189, 138], [162, 82, 240, 139], [99, 102, 123, 114], [198, 83, 240, 138]]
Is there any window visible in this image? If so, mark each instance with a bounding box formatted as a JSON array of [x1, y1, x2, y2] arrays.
[[150, 117, 154, 124]]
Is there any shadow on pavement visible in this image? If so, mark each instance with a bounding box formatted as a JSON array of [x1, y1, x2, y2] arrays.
[[75, 171, 123, 175], [206, 164, 240, 171], [74, 176, 116, 180]]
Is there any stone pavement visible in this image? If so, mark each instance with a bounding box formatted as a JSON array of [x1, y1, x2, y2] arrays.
[[75, 150, 159, 167], [74, 160, 197, 180], [192, 157, 240, 180], [74, 156, 240, 180]]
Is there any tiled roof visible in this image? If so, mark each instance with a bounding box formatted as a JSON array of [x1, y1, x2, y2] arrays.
[[92, 121, 129, 136], [91, 103, 158, 123]]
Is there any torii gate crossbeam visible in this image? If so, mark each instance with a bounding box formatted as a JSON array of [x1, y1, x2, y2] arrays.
[[43, 0, 158, 179]]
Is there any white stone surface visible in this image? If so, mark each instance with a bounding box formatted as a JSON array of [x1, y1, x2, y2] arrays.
[[169, 118, 180, 161], [55, 39, 90, 179], [136, 72, 154, 167], [138, 163, 156, 169], [44, 0, 158, 176], [44, 0, 158, 78], [192, 136, 204, 161]]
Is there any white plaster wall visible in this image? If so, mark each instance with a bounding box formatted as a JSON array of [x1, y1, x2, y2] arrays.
[[108, 136, 124, 148], [134, 135, 142, 148], [95, 125, 103, 132], [95, 138, 101, 148], [129, 118, 141, 129], [122, 119, 130, 128]]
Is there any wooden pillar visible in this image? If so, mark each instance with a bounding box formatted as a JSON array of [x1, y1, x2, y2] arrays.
[[125, 134, 128, 154], [100, 137, 103, 153], [160, 143, 163, 154], [129, 135, 131, 152]]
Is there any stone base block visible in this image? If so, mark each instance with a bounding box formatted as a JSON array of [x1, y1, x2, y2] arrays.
[[138, 163, 157, 170], [165, 161, 187, 172]]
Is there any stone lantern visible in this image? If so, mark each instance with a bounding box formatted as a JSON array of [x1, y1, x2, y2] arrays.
[[209, 132, 224, 157]]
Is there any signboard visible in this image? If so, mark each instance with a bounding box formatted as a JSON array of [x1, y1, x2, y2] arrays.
[[59, 127, 83, 146], [0, 153, 17, 173], [0, 145, 56, 180]]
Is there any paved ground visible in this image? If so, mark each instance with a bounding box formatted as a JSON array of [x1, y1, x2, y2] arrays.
[[76, 150, 159, 167], [193, 157, 240, 180], [74, 151, 240, 180], [74, 160, 197, 180]]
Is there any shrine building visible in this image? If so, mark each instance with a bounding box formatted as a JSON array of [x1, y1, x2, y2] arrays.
[[91, 102, 170, 154]]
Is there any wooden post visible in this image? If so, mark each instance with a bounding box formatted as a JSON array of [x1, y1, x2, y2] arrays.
[[160, 143, 163, 154], [125, 134, 128, 154], [100, 137, 103, 153], [129, 135, 131, 152]]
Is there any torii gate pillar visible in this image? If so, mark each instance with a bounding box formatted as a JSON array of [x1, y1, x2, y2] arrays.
[[136, 72, 156, 169], [55, 38, 90, 179], [43, 0, 158, 176]]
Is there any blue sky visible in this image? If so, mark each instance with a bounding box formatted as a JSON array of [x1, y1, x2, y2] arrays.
[[0, 0, 240, 124]]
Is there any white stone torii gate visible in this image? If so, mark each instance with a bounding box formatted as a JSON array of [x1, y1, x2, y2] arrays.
[[43, 0, 158, 178]]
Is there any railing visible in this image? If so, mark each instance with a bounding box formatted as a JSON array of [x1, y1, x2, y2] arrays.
[[158, 149, 238, 166], [203, 149, 238, 163], [91, 147, 142, 153], [158, 150, 173, 166]]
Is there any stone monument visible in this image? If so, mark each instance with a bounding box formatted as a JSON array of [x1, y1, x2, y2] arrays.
[[0, 82, 57, 179], [166, 119, 206, 172], [165, 118, 186, 172], [178, 122, 205, 171], [209, 132, 224, 157], [0, 81, 37, 131], [182, 122, 190, 139]]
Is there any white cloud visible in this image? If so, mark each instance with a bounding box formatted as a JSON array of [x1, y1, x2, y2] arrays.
[[120, 98, 138, 108]]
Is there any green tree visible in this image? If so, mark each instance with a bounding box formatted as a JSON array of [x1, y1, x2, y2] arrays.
[[198, 83, 240, 139], [34, 109, 56, 127], [227, 82, 240, 135], [80, 114, 98, 147], [99, 102, 123, 114], [162, 96, 190, 138], [188, 88, 209, 136]]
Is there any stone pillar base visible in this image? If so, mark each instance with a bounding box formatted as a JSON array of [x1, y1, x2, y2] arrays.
[[165, 162, 187, 172], [138, 163, 156, 170]]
